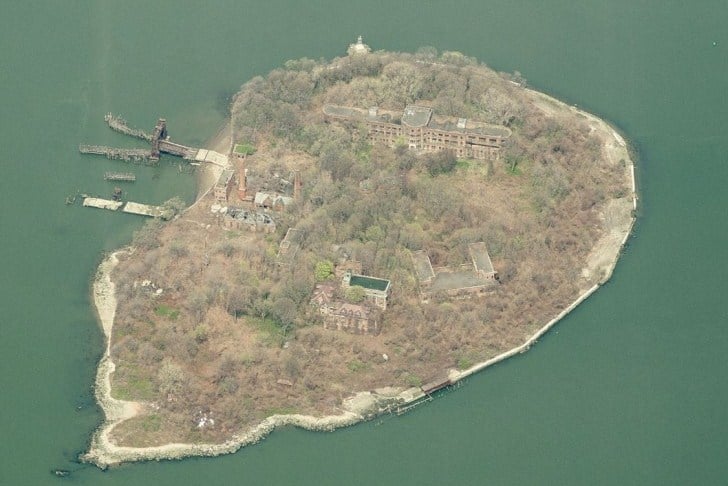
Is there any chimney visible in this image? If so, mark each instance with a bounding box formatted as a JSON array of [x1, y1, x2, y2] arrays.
[[293, 169, 302, 202], [237, 156, 247, 199]]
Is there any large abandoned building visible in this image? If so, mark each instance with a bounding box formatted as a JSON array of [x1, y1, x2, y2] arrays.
[[323, 104, 511, 160], [411, 242, 498, 300], [310, 263, 391, 335]]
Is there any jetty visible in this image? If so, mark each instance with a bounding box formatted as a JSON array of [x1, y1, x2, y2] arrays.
[[81, 115, 227, 166], [79, 145, 152, 162], [81, 196, 172, 219], [123, 201, 169, 218], [104, 172, 136, 182], [105, 113, 152, 142]]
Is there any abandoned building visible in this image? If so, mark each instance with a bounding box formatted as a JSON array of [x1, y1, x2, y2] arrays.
[[323, 104, 511, 160], [325, 303, 380, 335], [213, 169, 235, 205], [254, 192, 294, 211], [311, 283, 336, 308], [220, 207, 276, 233], [311, 282, 382, 335], [276, 228, 303, 266], [411, 242, 498, 300], [342, 270, 391, 310]]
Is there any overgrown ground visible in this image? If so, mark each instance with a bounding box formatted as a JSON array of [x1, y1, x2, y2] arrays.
[[107, 49, 631, 446]]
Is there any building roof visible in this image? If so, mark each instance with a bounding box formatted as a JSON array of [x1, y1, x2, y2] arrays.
[[401, 105, 433, 127], [323, 104, 395, 124], [323, 104, 363, 119], [324, 104, 511, 140], [411, 250, 435, 282], [429, 269, 492, 293], [333, 303, 371, 319], [254, 192, 294, 207], [428, 116, 511, 138], [311, 283, 336, 306], [468, 242, 495, 274], [277, 228, 303, 265], [226, 207, 274, 225], [349, 274, 390, 292], [216, 169, 235, 187]]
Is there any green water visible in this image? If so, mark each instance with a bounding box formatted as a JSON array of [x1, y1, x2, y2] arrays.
[[1, 1, 727, 484]]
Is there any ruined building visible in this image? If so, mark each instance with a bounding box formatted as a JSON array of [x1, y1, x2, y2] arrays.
[[323, 104, 511, 160], [213, 169, 235, 205], [310, 264, 391, 335], [411, 242, 498, 300]]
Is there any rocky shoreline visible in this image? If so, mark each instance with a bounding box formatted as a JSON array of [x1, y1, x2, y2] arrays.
[[81, 97, 638, 468]]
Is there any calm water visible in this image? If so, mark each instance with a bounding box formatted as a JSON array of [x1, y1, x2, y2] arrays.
[[1, 1, 727, 484]]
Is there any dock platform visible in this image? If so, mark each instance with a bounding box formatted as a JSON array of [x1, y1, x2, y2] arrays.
[[83, 197, 123, 211], [104, 172, 136, 182], [123, 201, 169, 218], [81, 197, 172, 219]]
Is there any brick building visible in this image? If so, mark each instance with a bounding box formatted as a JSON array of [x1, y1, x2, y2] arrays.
[[324, 104, 511, 160]]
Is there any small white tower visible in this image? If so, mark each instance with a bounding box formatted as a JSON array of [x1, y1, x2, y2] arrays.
[[347, 35, 371, 56]]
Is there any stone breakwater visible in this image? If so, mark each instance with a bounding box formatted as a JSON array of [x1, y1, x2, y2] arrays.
[[82, 101, 637, 468], [84, 406, 364, 468]]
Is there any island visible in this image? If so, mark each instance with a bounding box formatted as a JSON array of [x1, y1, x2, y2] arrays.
[[82, 37, 637, 467]]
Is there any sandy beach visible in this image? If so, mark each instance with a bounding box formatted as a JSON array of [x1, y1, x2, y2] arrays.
[[82, 96, 638, 468]]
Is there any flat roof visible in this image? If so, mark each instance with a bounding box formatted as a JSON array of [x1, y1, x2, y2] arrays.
[[323, 104, 396, 124], [411, 250, 435, 282], [216, 169, 234, 186], [323, 105, 363, 119], [350, 274, 390, 292], [429, 270, 492, 293], [402, 105, 433, 127], [469, 242, 495, 274], [428, 116, 511, 138]]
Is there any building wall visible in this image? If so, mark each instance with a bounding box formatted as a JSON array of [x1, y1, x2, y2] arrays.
[[365, 120, 505, 160], [323, 313, 380, 335]]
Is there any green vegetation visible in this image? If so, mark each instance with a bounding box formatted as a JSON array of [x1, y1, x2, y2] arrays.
[[139, 414, 162, 432], [456, 354, 475, 370], [233, 143, 256, 155], [154, 304, 179, 320], [405, 374, 422, 388], [314, 260, 334, 281], [347, 359, 369, 372], [344, 286, 366, 303]]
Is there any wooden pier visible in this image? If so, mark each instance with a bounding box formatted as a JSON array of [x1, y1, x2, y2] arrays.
[[80, 114, 226, 167], [104, 113, 152, 141], [104, 172, 136, 182], [79, 145, 152, 162]]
